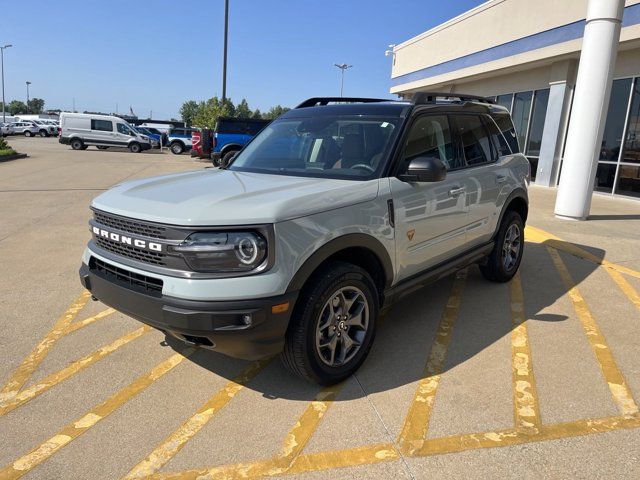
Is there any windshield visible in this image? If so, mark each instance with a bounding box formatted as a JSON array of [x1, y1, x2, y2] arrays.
[[228, 115, 400, 180]]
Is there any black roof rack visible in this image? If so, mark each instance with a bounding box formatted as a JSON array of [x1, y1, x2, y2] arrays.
[[412, 92, 494, 105], [295, 97, 391, 109]]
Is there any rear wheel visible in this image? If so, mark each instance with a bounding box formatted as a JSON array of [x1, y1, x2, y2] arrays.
[[281, 261, 378, 384], [129, 142, 142, 153], [222, 149, 238, 166], [170, 142, 184, 155], [479, 210, 524, 282], [39, 130, 48, 137], [24, 130, 33, 137], [70, 138, 84, 150]]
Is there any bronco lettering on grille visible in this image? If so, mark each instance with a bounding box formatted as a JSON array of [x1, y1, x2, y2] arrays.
[[92, 226, 163, 252]]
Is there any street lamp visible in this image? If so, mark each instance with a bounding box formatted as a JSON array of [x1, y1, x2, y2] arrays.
[[334, 63, 352, 97], [1, 44, 13, 123], [26, 81, 31, 114], [221, 0, 229, 103]]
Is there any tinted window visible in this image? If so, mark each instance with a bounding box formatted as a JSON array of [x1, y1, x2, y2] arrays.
[[512, 91, 533, 152], [91, 119, 113, 132], [484, 115, 511, 156], [402, 115, 460, 171], [117, 123, 133, 135], [526, 88, 550, 156], [452, 115, 494, 166], [492, 113, 519, 153]]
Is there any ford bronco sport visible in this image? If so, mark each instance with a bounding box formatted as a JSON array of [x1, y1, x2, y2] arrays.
[[79, 93, 529, 384]]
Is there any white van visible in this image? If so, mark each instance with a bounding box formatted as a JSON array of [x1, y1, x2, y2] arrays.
[[59, 112, 152, 153]]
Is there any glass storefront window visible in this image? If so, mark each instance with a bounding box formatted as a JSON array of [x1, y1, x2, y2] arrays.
[[512, 91, 533, 153], [615, 164, 640, 198], [526, 88, 550, 156], [595, 162, 617, 193], [621, 78, 640, 164], [599, 78, 632, 161], [496, 94, 512, 111]]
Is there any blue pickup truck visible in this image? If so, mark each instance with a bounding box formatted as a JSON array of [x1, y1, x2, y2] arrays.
[[191, 117, 270, 165]]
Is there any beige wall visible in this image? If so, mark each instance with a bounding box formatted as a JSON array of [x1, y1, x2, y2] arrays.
[[391, 0, 640, 94]]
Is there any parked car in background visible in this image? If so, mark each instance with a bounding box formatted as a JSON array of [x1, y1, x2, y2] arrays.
[[167, 127, 196, 154], [1, 123, 14, 136], [59, 112, 152, 153], [211, 117, 270, 166], [133, 126, 161, 148], [10, 121, 40, 137], [30, 119, 57, 137]]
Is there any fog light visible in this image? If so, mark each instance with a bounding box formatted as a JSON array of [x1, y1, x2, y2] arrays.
[[241, 314, 252, 327]]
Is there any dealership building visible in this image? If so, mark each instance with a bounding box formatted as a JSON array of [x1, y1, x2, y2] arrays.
[[390, 0, 640, 202]]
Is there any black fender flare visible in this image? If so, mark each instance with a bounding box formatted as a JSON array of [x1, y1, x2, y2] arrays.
[[286, 233, 394, 293], [220, 143, 243, 155]]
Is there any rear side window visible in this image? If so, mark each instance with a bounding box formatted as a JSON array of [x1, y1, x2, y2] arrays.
[[483, 115, 512, 156], [401, 115, 462, 171], [451, 115, 495, 166], [217, 120, 247, 134], [491, 113, 519, 153], [246, 121, 268, 136], [91, 119, 113, 132]]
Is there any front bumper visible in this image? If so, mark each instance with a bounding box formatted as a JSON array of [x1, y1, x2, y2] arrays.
[[79, 262, 297, 360]]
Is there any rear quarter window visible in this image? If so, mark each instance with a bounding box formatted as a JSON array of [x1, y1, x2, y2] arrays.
[[491, 113, 519, 153], [91, 119, 113, 132]]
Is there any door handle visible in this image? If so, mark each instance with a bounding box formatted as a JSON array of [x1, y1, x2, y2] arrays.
[[448, 187, 466, 197], [496, 174, 507, 183]]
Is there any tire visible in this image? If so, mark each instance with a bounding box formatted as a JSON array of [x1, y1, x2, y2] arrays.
[[70, 138, 84, 150], [39, 130, 48, 137], [170, 142, 184, 155], [24, 130, 33, 137], [221, 149, 238, 166], [479, 210, 524, 282], [97, 146, 108, 150], [281, 261, 378, 385], [129, 142, 142, 153]]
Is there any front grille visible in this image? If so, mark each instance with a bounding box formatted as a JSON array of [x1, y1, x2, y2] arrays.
[[90, 257, 163, 296], [93, 210, 167, 239], [95, 236, 167, 266]]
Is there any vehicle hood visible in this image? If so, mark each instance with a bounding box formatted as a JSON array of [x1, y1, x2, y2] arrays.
[[91, 169, 380, 226]]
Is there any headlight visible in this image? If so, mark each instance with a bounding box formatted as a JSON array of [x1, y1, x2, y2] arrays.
[[171, 231, 267, 273]]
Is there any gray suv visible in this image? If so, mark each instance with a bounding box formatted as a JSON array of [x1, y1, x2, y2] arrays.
[[79, 94, 529, 384]]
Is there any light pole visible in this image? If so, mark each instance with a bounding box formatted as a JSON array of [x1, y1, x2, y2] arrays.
[[334, 63, 352, 97], [26, 81, 31, 114], [1, 44, 13, 123], [221, 0, 229, 103]]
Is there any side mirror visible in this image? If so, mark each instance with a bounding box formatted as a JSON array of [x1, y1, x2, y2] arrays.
[[398, 156, 447, 182]]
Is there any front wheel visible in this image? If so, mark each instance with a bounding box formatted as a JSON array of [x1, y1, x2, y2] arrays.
[[24, 130, 33, 137], [39, 130, 48, 137], [479, 210, 524, 282], [281, 261, 378, 384], [129, 142, 142, 153]]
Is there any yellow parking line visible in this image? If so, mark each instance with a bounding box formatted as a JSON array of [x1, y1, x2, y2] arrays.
[[397, 269, 467, 454], [606, 267, 640, 312], [547, 247, 639, 416], [0, 349, 194, 480], [154, 383, 343, 480], [0, 326, 150, 417], [0, 291, 91, 403], [509, 273, 541, 432], [64, 308, 116, 335], [123, 359, 269, 479], [526, 225, 640, 279]]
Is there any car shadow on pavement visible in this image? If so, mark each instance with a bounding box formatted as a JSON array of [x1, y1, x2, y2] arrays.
[[164, 238, 602, 401]]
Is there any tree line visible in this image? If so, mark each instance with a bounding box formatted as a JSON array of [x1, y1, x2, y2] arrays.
[[180, 97, 290, 128], [0, 98, 46, 116]]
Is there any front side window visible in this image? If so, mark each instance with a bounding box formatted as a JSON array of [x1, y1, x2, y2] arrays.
[[451, 115, 494, 166], [400, 115, 460, 171], [91, 119, 113, 132], [117, 123, 134, 135], [229, 116, 400, 180]]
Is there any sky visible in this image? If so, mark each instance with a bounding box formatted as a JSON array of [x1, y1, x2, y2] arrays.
[[2, 0, 483, 119]]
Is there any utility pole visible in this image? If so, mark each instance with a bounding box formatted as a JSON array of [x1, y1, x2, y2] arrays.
[[334, 63, 352, 97], [26, 81, 31, 113], [1, 44, 12, 123], [221, 0, 229, 102]]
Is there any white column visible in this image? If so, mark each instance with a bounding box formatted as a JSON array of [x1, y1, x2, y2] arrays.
[[554, 0, 624, 220]]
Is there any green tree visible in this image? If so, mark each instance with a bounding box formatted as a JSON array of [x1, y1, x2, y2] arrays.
[[27, 98, 45, 114], [235, 99, 252, 118], [251, 108, 262, 119], [191, 96, 234, 129], [179, 100, 199, 126], [8, 100, 27, 115], [263, 105, 290, 120]]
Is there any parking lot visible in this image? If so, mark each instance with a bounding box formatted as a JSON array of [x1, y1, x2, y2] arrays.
[[1, 137, 640, 479]]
